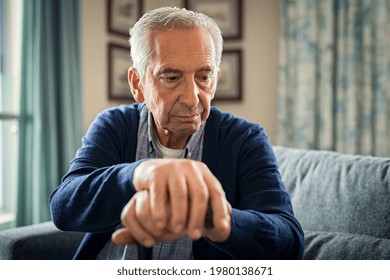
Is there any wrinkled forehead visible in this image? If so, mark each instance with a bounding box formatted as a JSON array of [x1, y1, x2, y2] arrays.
[[148, 27, 217, 68]]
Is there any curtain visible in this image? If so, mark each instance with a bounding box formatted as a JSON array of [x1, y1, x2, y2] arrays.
[[278, 0, 390, 157], [17, 0, 82, 226]]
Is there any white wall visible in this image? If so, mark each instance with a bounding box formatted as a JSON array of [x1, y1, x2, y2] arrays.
[[82, 0, 280, 143]]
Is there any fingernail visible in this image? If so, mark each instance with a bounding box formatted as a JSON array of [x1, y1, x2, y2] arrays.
[[156, 221, 164, 229], [174, 224, 183, 233], [144, 238, 154, 248], [192, 229, 202, 240]]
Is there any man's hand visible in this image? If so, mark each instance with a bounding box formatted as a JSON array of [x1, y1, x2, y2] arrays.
[[112, 190, 184, 247], [112, 159, 231, 246]]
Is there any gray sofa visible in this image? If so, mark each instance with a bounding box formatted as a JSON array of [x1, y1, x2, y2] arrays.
[[1, 146, 389, 259], [275, 146, 390, 259]]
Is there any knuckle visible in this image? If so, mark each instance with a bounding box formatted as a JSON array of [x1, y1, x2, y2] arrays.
[[173, 186, 188, 200], [120, 202, 134, 224], [215, 185, 225, 196], [197, 161, 209, 172], [137, 208, 149, 221], [196, 189, 209, 204], [210, 178, 224, 195]]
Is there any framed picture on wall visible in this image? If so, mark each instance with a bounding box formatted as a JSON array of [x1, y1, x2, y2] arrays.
[[107, 0, 142, 37], [186, 0, 242, 40], [143, 0, 185, 13], [214, 49, 242, 101], [107, 43, 135, 101]]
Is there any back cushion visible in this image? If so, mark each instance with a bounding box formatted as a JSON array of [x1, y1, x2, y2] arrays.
[[273, 146, 390, 239]]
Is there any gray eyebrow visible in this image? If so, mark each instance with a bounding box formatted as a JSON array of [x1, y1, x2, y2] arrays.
[[157, 66, 213, 76], [157, 68, 183, 76]]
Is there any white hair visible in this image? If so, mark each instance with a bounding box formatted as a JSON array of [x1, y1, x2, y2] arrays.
[[129, 7, 223, 80]]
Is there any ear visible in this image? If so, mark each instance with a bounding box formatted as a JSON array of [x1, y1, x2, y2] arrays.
[[211, 69, 221, 100], [128, 67, 144, 103], [216, 69, 221, 81]]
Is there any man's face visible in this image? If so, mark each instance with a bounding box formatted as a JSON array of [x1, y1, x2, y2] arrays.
[[131, 28, 220, 148]]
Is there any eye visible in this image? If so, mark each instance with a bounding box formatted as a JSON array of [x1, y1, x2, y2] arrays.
[[160, 74, 182, 84], [165, 76, 179, 82], [197, 72, 212, 83]]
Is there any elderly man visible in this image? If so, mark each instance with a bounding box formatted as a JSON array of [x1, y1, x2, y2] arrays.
[[49, 7, 304, 260]]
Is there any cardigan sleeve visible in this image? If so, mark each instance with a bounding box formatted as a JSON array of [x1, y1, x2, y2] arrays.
[[49, 105, 143, 233], [202, 111, 304, 259]]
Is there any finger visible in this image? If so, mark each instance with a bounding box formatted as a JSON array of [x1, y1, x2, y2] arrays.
[[227, 202, 232, 214], [133, 160, 170, 230], [202, 212, 231, 243], [112, 228, 137, 245], [201, 166, 230, 231], [202, 199, 232, 243], [121, 194, 156, 247], [167, 174, 188, 233], [135, 190, 164, 238], [149, 180, 168, 230], [186, 164, 209, 240], [132, 161, 150, 192]]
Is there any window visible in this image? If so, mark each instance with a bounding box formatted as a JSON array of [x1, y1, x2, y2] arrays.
[[0, 0, 22, 230]]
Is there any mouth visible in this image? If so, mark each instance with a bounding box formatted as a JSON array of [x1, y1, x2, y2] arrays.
[[172, 114, 201, 122]]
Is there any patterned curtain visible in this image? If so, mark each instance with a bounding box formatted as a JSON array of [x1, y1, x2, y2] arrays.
[[278, 0, 390, 157]]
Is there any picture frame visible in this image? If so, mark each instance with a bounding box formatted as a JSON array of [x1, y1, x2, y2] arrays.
[[214, 49, 242, 101], [107, 43, 135, 101], [142, 0, 185, 13], [186, 0, 242, 40], [107, 0, 142, 37]]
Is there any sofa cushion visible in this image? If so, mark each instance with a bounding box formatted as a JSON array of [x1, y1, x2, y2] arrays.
[[0, 221, 84, 260], [273, 146, 390, 239], [304, 230, 390, 260]]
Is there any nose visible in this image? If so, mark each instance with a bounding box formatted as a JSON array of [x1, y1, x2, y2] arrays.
[[180, 76, 200, 108]]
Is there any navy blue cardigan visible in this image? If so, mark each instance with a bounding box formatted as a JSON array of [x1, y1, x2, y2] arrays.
[[49, 103, 304, 259]]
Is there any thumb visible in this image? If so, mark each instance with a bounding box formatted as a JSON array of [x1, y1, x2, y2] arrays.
[[112, 227, 137, 245]]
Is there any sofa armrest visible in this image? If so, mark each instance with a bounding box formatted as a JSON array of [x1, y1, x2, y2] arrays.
[[0, 221, 85, 260]]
